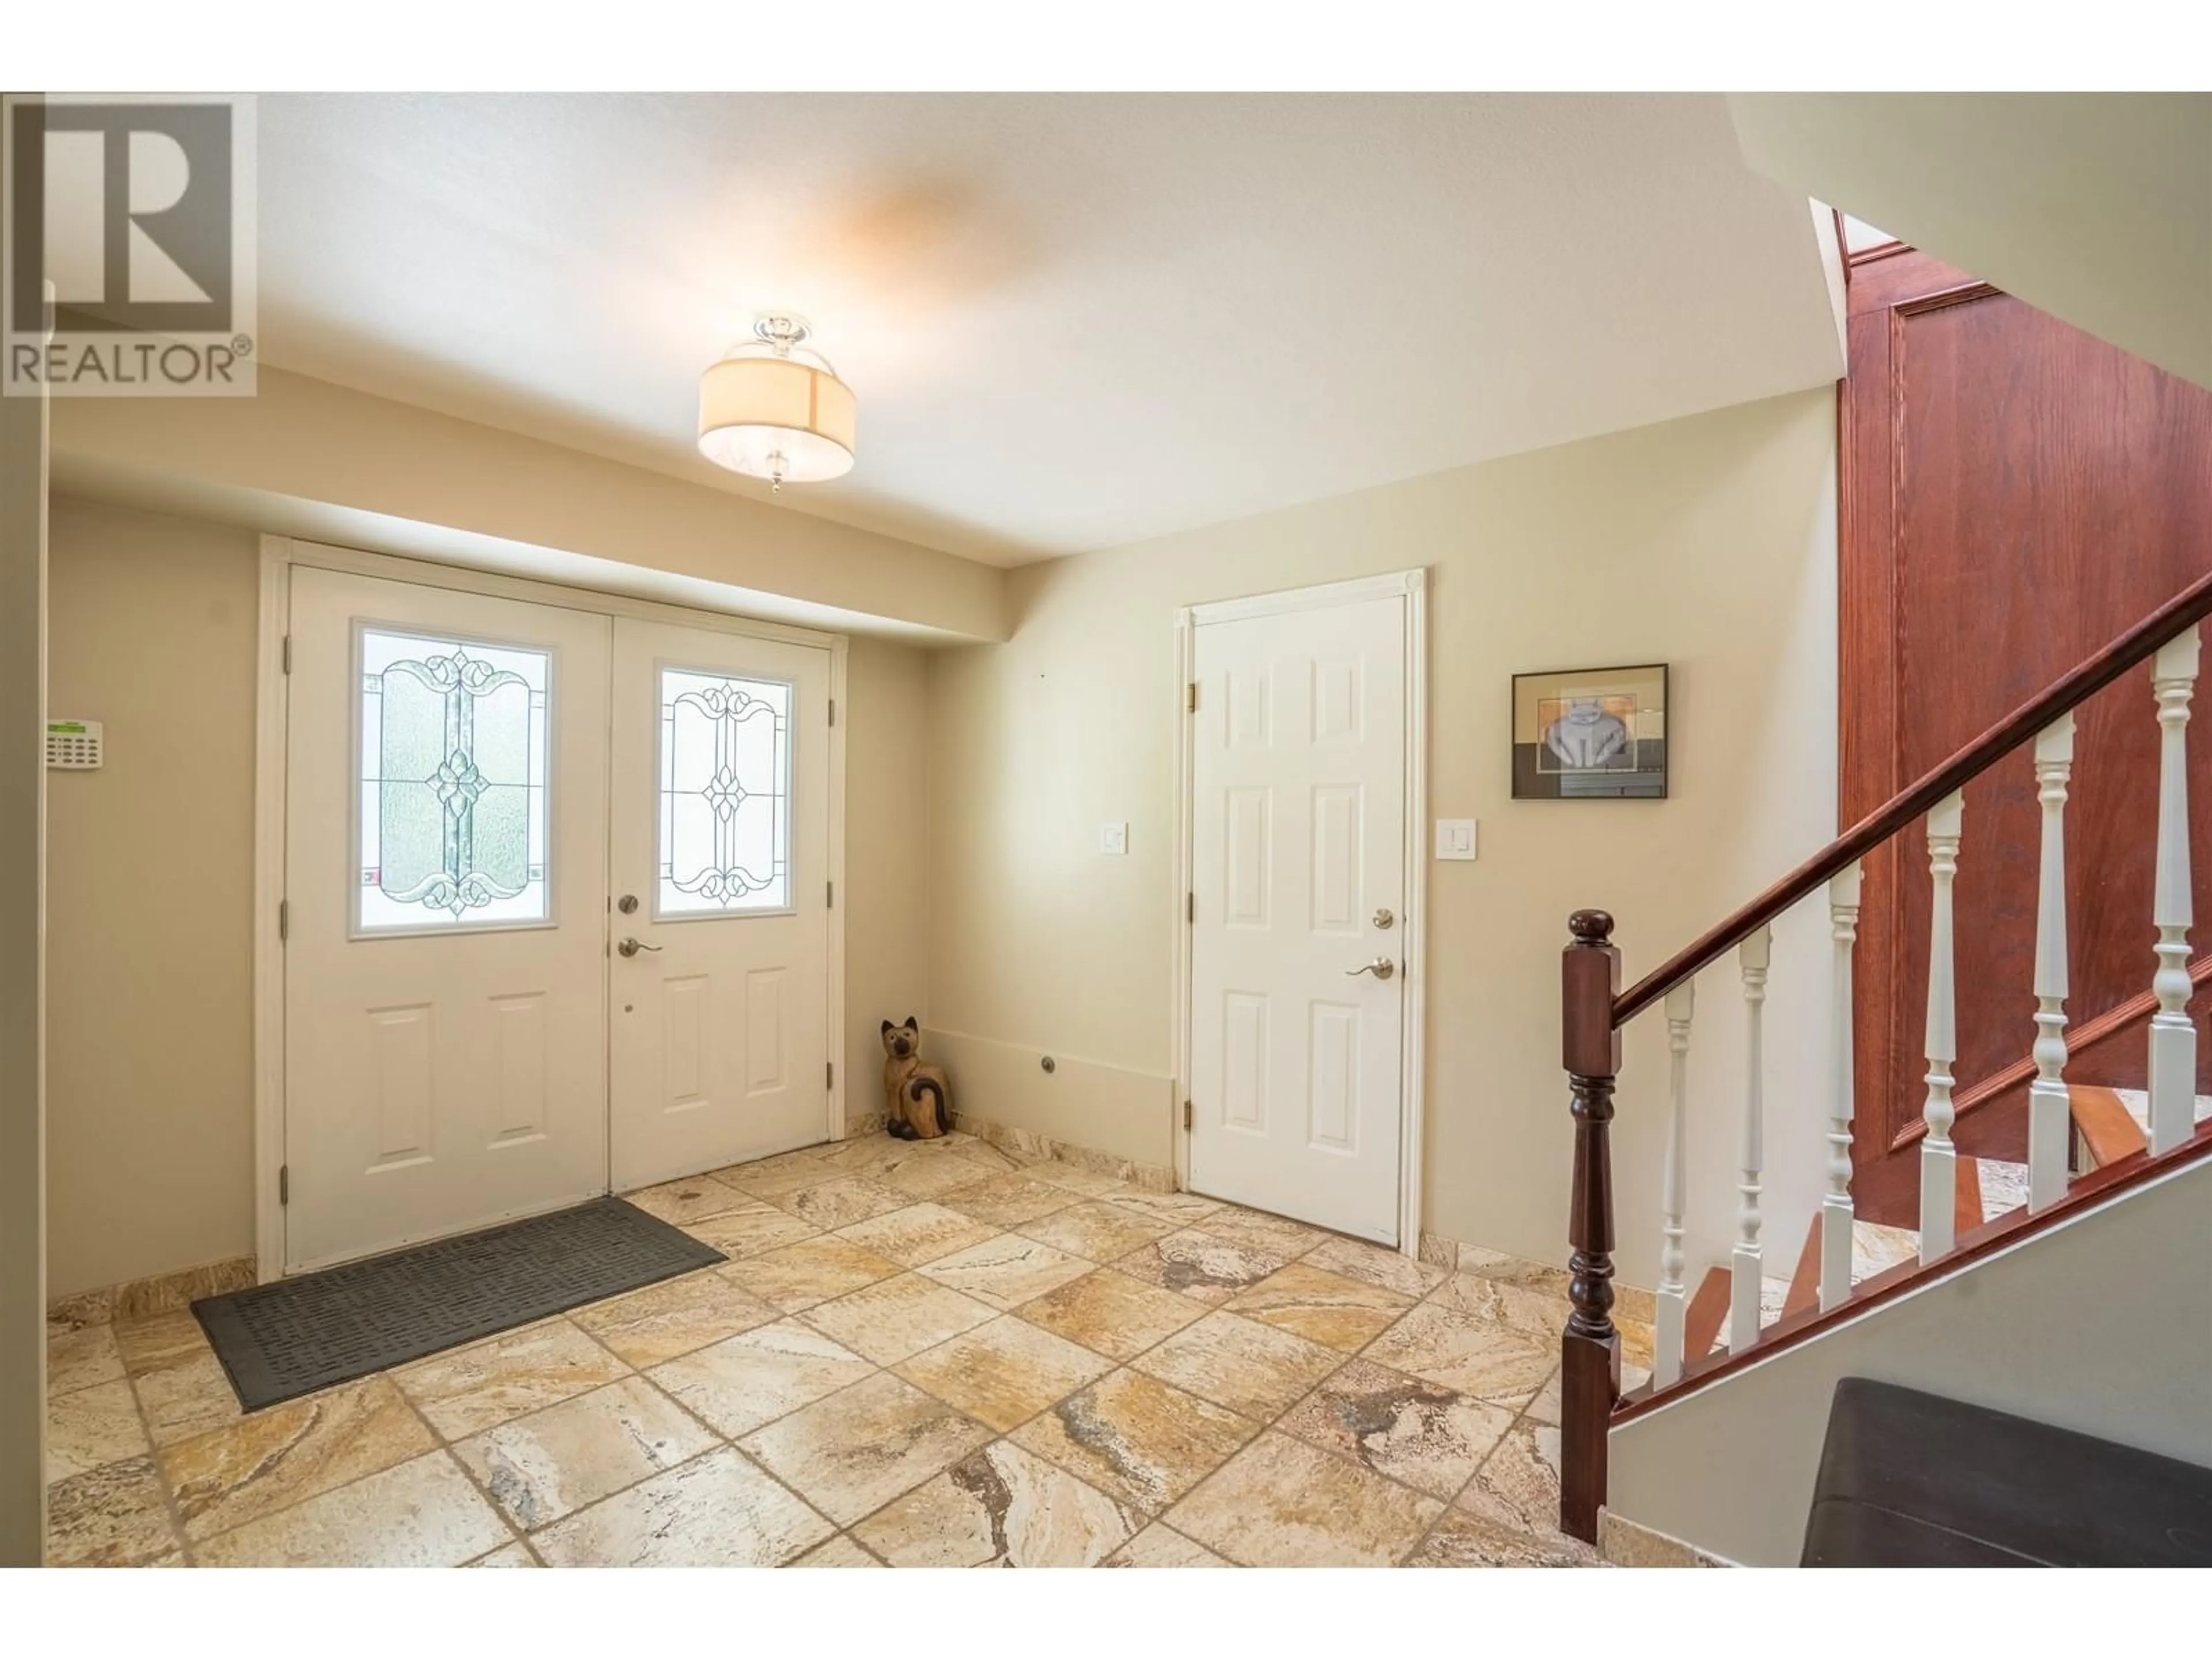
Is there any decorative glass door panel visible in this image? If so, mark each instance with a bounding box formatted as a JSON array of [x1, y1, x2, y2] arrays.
[[358, 627, 551, 933], [657, 667, 791, 916]]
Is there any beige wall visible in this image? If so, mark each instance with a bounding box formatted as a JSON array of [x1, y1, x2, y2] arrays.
[[925, 389, 1840, 1282], [841, 637, 932, 1113], [44, 498, 934, 1298], [54, 367, 1009, 644], [48, 389, 1838, 1297], [1729, 93, 2212, 392], [2, 349, 51, 1560], [47, 500, 262, 1297]]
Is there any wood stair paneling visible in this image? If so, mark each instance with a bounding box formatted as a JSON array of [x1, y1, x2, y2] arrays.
[[1683, 1264, 1730, 1362], [1782, 1218, 1822, 1320], [2070, 1084, 2150, 1168], [1954, 1154, 1984, 1238]]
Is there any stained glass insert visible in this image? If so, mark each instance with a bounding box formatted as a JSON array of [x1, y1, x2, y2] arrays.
[[358, 627, 551, 931], [658, 668, 791, 915]]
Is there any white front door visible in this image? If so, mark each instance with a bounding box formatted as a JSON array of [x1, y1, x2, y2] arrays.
[[1188, 590, 1409, 1243], [285, 569, 612, 1272], [607, 618, 833, 1190]]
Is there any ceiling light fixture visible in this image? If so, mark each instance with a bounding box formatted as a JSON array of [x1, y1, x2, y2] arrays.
[[696, 312, 857, 493]]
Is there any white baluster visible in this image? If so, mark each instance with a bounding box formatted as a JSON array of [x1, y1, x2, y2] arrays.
[[1730, 925, 1771, 1353], [1655, 979, 1695, 1386], [2150, 626, 2200, 1156], [1823, 862, 1863, 1309], [2029, 715, 2075, 1210], [1920, 790, 1965, 1262]]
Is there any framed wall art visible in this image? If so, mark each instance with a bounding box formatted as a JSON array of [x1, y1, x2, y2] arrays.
[[1511, 662, 1669, 800]]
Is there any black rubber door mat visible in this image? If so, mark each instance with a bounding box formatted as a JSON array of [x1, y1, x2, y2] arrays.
[[194, 1197, 725, 1411]]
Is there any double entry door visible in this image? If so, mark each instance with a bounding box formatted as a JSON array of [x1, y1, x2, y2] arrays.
[[283, 567, 831, 1272]]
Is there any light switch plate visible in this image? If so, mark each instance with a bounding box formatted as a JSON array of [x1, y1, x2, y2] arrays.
[[1434, 818, 1477, 861], [1100, 821, 1128, 855]]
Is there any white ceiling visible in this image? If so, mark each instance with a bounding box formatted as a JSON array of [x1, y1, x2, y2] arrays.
[[255, 93, 1843, 566]]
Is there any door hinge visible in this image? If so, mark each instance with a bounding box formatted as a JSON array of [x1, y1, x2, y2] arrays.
[[826, 1061, 835, 1090], [1187, 891, 1195, 923], [279, 1164, 289, 1205], [282, 634, 291, 675], [1183, 1100, 1194, 1131], [278, 899, 288, 942], [828, 697, 836, 728], [826, 880, 834, 908], [1187, 681, 1198, 713]]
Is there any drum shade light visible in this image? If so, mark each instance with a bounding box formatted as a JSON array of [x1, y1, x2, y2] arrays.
[[697, 313, 856, 491]]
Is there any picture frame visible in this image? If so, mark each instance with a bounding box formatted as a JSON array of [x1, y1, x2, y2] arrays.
[[1511, 662, 1669, 800]]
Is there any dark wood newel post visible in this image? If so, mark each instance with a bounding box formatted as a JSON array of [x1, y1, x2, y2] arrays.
[[1560, 907, 1622, 1544]]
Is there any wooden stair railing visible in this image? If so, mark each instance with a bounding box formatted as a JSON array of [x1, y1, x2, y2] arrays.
[[1558, 566, 2212, 1544], [1909, 955, 2212, 1142], [1774, 1084, 2155, 1326]]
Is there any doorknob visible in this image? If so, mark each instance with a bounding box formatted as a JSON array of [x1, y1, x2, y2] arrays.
[[617, 937, 661, 957], [1346, 957, 1396, 980]]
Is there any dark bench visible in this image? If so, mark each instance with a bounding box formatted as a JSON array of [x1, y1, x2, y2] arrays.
[[1801, 1377, 2212, 1566]]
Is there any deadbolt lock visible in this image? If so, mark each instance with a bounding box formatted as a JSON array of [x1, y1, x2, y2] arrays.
[[618, 893, 640, 914], [1373, 908, 1395, 930]]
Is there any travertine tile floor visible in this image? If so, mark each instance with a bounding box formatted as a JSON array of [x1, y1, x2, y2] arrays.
[[45, 1130, 1656, 1568]]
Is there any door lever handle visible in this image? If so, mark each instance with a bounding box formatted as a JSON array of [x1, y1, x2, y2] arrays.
[[617, 937, 662, 957], [1346, 957, 1396, 980]]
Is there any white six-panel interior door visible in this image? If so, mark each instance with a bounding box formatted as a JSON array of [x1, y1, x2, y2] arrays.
[[282, 565, 833, 1272], [1186, 578, 1418, 1245]]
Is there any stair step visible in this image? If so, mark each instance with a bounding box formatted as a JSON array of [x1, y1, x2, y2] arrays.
[[1756, 1272, 1794, 1325], [1748, 1158, 1990, 1355], [1851, 1218, 1918, 1281], [1786, 1093, 2188, 1331], [2071, 1085, 2151, 1167], [2102, 1086, 2211, 1145], [1676, 1155, 2000, 1372], [1976, 1157, 2030, 1219]]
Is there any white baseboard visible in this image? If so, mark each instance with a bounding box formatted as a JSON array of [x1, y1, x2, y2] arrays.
[[922, 1028, 1173, 1171]]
